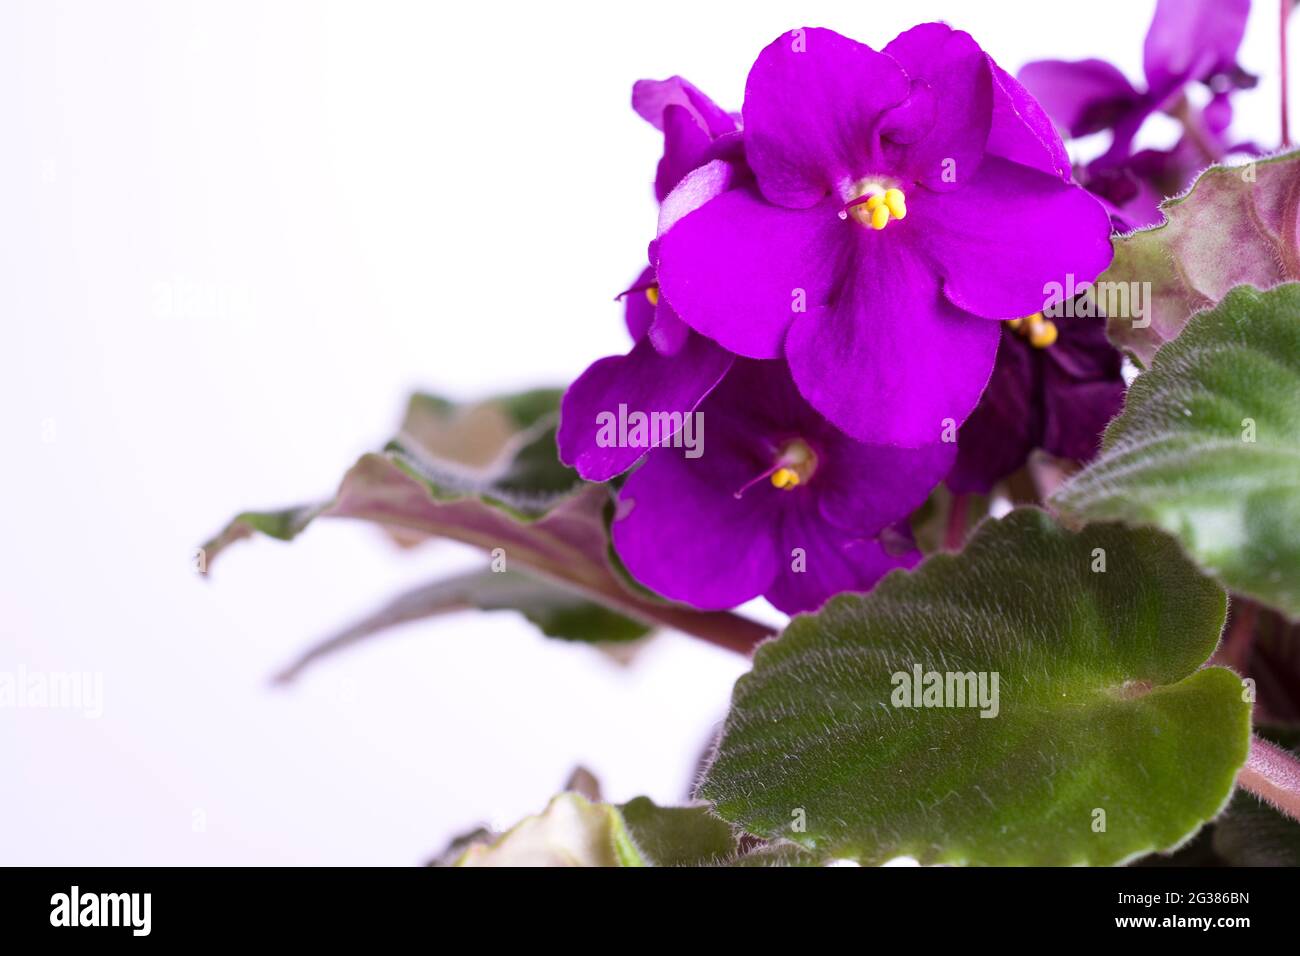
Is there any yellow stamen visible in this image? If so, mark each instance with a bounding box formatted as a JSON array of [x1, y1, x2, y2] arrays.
[[1005, 312, 1057, 348], [645, 285, 660, 307], [771, 467, 800, 489], [847, 182, 907, 231], [1028, 319, 1058, 348], [884, 188, 907, 220]]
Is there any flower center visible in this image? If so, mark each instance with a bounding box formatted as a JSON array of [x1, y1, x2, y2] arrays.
[[644, 285, 660, 306], [733, 438, 819, 498], [770, 438, 818, 490], [840, 181, 907, 230], [1006, 312, 1058, 348]]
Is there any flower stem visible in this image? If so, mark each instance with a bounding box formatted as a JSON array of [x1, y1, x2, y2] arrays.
[[1283, 0, 1293, 147], [1238, 734, 1300, 822], [945, 493, 968, 551]]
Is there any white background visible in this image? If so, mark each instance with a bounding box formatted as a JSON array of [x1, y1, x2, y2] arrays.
[[0, 0, 1288, 864]]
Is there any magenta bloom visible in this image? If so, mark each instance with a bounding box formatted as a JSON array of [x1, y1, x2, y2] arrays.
[[632, 76, 741, 200], [558, 160, 742, 482], [654, 25, 1112, 448], [558, 75, 744, 483], [1019, 0, 1255, 229], [947, 312, 1125, 494], [611, 360, 952, 614]]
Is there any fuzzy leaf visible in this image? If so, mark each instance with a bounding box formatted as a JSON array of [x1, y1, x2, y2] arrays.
[[201, 389, 772, 654], [1054, 284, 1300, 617], [1102, 150, 1300, 364], [272, 568, 651, 683], [700, 509, 1248, 866]]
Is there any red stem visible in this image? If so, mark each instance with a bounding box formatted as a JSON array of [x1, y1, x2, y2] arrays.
[[945, 493, 968, 551], [1284, 0, 1293, 147], [1238, 734, 1300, 822]]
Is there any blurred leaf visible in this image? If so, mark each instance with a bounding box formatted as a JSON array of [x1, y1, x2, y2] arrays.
[[273, 568, 651, 683], [1102, 150, 1300, 364], [700, 509, 1248, 866], [1054, 285, 1300, 617], [455, 793, 644, 867], [451, 793, 737, 867], [202, 388, 773, 654]]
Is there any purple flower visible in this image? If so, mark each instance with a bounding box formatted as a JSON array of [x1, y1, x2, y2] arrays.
[[1019, 0, 1255, 229], [654, 25, 1112, 448], [946, 311, 1125, 495], [558, 160, 741, 482], [610, 360, 953, 614], [558, 74, 743, 483], [631, 76, 742, 200]]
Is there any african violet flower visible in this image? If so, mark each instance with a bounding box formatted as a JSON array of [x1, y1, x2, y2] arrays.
[[631, 76, 742, 200], [654, 24, 1112, 448], [1019, 0, 1255, 229], [558, 92, 744, 482], [610, 359, 953, 614], [946, 311, 1125, 494]]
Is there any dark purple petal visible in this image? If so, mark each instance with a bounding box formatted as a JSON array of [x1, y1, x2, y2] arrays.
[[557, 335, 732, 482], [785, 237, 1000, 447], [816, 432, 955, 537], [914, 157, 1113, 319], [1017, 58, 1141, 138], [946, 330, 1040, 494], [656, 186, 846, 358], [1041, 315, 1125, 462], [742, 27, 910, 208], [765, 517, 918, 614], [1041, 374, 1125, 463], [1047, 314, 1122, 380], [882, 23, 994, 190]]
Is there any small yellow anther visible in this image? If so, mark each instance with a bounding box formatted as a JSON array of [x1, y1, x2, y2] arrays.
[[1006, 317, 1024, 331], [870, 204, 891, 230], [884, 188, 907, 220], [645, 285, 660, 307], [771, 467, 801, 489], [865, 193, 886, 212], [1029, 319, 1058, 348]]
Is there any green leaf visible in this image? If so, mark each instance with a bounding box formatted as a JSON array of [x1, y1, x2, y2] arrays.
[[1053, 284, 1300, 617], [451, 793, 737, 867], [1102, 150, 1300, 364], [700, 509, 1249, 866], [201, 387, 773, 654], [619, 797, 737, 867], [272, 568, 651, 683]]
